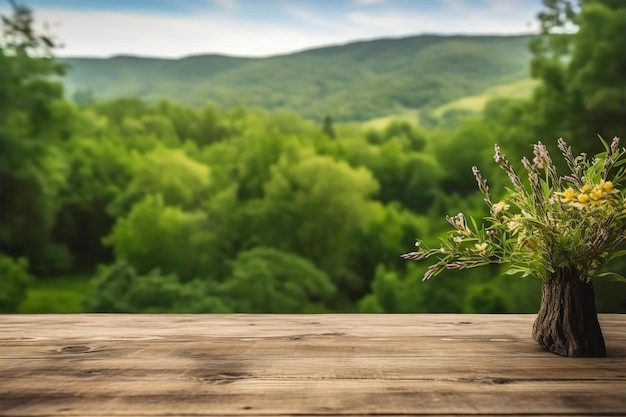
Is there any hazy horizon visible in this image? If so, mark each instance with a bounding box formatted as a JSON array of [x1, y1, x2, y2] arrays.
[[1, 0, 542, 59], [59, 32, 535, 60]]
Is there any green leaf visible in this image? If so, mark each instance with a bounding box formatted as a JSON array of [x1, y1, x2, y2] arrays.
[[504, 266, 532, 278], [597, 134, 609, 152], [609, 250, 626, 261], [469, 215, 480, 235], [613, 159, 626, 168], [596, 272, 626, 283]]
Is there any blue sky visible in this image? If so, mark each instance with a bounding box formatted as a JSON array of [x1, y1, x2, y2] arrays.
[[6, 0, 543, 58]]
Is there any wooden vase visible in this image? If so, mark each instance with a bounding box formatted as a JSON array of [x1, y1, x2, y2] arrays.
[[532, 267, 606, 357]]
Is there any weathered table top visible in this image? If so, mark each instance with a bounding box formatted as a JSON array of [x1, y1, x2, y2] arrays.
[[1, 314, 624, 417]]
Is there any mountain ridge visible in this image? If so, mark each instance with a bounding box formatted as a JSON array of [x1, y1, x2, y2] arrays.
[[61, 33, 534, 121], [60, 33, 534, 60]]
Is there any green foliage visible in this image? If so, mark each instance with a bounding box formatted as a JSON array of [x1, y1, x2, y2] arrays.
[[52, 134, 132, 270], [0, 2, 71, 272], [4, 2, 624, 314], [527, 0, 626, 154], [359, 265, 417, 313], [463, 284, 509, 313], [0, 254, 32, 312], [432, 119, 498, 195], [109, 147, 211, 216], [322, 115, 336, 139], [349, 128, 442, 208], [261, 152, 379, 273], [19, 274, 90, 313], [105, 195, 213, 280], [220, 247, 336, 313], [87, 261, 228, 313], [358, 263, 470, 313], [351, 202, 429, 293]]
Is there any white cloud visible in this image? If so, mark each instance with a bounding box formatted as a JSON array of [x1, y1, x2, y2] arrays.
[[484, 0, 527, 15], [347, 10, 537, 35], [13, 2, 539, 59], [286, 7, 338, 29], [36, 8, 349, 58]]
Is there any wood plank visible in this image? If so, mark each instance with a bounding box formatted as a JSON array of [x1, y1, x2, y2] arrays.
[[2, 336, 626, 359], [2, 378, 624, 416], [3, 354, 625, 383], [0, 314, 624, 417], [2, 314, 625, 339]]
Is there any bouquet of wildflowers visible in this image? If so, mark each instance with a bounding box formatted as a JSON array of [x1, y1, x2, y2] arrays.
[[403, 137, 626, 284], [402, 137, 625, 357]]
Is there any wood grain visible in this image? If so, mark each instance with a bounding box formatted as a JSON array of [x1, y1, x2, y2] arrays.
[[1, 314, 624, 416]]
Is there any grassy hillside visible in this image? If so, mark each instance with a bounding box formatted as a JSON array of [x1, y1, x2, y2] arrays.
[[62, 34, 532, 122], [363, 109, 421, 129], [432, 78, 537, 117]]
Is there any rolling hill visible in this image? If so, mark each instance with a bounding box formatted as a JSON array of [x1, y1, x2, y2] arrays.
[[61, 34, 533, 122]]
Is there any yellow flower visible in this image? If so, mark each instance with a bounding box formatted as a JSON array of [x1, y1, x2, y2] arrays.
[[581, 184, 591, 193], [577, 194, 589, 204], [601, 181, 614, 192], [563, 188, 576, 199], [492, 201, 510, 215], [591, 190, 603, 201]]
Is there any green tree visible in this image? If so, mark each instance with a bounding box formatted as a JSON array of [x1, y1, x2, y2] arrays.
[[156, 100, 201, 143], [0, 254, 32, 312], [351, 202, 430, 294], [530, 0, 625, 152], [359, 264, 466, 313], [192, 103, 233, 146], [463, 283, 510, 313], [220, 247, 335, 313], [53, 136, 133, 270], [261, 151, 379, 274], [358, 265, 410, 313], [482, 0, 625, 168], [139, 114, 180, 146], [109, 147, 211, 216], [383, 121, 426, 151], [87, 261, 229, 313], [368, 139, 443, 207], [0, 2, 70, 271], [432, 119, 498, 196], [105, 195, 214, 280], [322, 115, 336, 139]]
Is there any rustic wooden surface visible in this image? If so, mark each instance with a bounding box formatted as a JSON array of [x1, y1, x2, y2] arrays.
[[1, 314, 625, 417]]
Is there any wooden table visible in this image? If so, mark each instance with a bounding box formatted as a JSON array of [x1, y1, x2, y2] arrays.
[[1, 314, 625, 416]]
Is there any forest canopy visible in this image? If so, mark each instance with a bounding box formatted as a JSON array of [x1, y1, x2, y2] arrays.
[[1, 0, 624, 314]]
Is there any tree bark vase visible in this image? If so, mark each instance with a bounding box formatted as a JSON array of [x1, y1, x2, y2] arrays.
[[532, 267, 605, 357]]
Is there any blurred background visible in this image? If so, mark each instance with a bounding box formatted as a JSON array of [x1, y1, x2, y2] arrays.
[[1, 0, 624, 314]]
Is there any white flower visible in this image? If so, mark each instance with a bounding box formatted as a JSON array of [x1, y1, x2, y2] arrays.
[[446, 212, 471, 236], [474, 242, 488, 254], [491, 201, 510, 215], [507, 214, 523, 232]]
